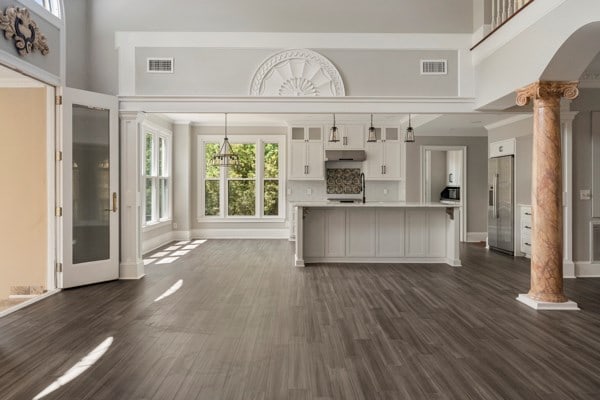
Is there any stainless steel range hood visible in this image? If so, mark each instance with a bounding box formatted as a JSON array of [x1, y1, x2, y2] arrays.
[[325, 150, 367, 162]]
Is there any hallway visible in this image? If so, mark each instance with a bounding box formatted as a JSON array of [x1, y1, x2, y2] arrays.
[[1, 241, 600, 399]]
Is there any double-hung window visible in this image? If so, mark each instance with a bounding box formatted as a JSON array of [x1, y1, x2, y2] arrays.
[[200, 135, 284, 220], [143, 124, 172, 226]]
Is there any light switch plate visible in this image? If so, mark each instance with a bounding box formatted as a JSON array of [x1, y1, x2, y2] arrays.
[[581, 189, 591, 200]]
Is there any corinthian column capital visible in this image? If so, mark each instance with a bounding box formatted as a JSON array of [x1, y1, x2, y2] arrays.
[[516, 81, 579, 106]]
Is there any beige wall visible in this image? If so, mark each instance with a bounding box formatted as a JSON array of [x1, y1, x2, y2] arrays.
[[0, 88, 48, 298]]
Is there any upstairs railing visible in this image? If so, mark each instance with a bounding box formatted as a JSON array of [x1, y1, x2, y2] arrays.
[[472, 0, 534, 50], [492, 0, 533, 29]]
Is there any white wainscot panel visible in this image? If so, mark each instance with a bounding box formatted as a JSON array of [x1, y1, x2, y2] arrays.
[[304, 209, 325, 258], [376, 209, 405, 257], [325, 209, 346, 257], [428, 209, 447, 257], [347, 209, 376, 257], [405, 209, 428, 257]]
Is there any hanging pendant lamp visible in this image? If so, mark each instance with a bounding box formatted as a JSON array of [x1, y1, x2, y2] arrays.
[[212, 113, 239, 167], [366, 114, 377, 142], [405, 114, 415, 143], [328, 113, 340, 142]]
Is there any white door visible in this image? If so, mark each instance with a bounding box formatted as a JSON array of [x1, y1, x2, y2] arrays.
[[61, 88, 119, 288]]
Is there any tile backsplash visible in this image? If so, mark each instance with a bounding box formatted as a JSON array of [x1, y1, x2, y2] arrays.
[[326, 168, 361, 194], [287, 180, 401, 202]]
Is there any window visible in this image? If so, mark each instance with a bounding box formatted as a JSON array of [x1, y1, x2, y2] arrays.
[[143, 125, 172, 226], [33, 0, 62, 18], [200, 136, 284, 220]]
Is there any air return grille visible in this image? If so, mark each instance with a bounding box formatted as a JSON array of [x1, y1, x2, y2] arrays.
[[147, 58, 174, 73], [420, 60, 447, 75]]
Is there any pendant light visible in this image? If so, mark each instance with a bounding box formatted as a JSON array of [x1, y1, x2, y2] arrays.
[[212, 113, 239, 167], [405, 114, 415, 143], [328, 113, 340, 142], [366, 114, 377, 142]]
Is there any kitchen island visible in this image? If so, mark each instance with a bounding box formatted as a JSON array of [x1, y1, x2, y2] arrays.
[[293, 202, 461, 267]]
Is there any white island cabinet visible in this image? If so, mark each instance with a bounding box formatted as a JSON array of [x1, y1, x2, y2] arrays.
[[293, 202, 461, 267]]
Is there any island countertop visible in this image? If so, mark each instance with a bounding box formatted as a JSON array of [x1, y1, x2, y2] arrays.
[[291, 201, 461, 208]]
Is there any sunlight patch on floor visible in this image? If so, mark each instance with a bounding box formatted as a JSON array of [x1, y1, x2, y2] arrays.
[[154, 279, 183, 302], [33, 337, 114, 399]]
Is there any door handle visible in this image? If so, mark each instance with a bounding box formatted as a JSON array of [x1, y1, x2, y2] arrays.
[[495, 174, 499, 218], [343, 137, 348, 146], [105, 192, 118, 212]]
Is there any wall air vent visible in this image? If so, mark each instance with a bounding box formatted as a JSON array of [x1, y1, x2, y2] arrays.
[[420, 60, 447, 75], [147, 58, 174, 73]]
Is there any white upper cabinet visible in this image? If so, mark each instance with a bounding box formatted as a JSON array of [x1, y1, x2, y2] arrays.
[[289, 126, 324, 180], [364, 127, 402, 180], [446, 150, 462, 186], [325, 125, 365, 150]]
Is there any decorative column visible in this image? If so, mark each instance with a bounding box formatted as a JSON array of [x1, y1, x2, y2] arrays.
[[119, 112, 145, 279], [515, 81, 579, 310]]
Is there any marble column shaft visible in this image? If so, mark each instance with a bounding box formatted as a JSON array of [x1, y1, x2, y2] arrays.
[[516, 81, 579, 303]]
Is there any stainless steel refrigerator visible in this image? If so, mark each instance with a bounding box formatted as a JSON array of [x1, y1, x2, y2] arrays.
[[488, 155, 514, 255]]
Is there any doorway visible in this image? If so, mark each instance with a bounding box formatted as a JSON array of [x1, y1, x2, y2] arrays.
[[0, 65, 57, 315], [420, 145, 467, 242]]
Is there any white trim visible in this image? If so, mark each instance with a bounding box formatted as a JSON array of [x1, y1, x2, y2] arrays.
[[0, 289, 60, 319], [173, 230, 192, 241], [45, 85, 57, 293], [14, 0, 63, 27], [115, 31, 471, 50], [142, 219, 172, 233], [0, 78, 45, 88], [467, 232, 487, 242], [575, 262, 600, 278], [471, 24, 492, 44], [118, 96, 477, 114], [484, 114, 532, 131], [304, 257, 451, 264], [119, 262, 145, 280], [0, 51, 61, 86], [142, 229, 175, 254], [516, 294, 579, 311], [192, 228, 289, 239]]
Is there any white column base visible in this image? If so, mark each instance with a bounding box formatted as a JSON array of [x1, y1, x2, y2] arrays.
[[516, 294, 579, 310], [120, 261, 145, 280]]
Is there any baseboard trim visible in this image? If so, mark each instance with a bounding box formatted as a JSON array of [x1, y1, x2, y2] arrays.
[[192, 228, 289, 239], [120, 261, 145, 280], [575, 262, 600, 278], [563, 260, 576, 279], [172, 230, 192, 241], [142, 230, 176, 254], [0, 289, 61, 318], [467, 232, 487, 243]]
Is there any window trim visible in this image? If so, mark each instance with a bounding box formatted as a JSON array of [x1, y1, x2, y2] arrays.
[[197, 134, 285, 222], [19, 0, 63, 26], [142, 121, 173, 229]]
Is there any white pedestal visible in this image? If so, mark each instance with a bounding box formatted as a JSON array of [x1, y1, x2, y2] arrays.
[[516, 294, 580, 310]]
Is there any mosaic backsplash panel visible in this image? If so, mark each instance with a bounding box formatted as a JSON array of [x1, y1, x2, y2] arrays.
[[326, 168, 361, 194]]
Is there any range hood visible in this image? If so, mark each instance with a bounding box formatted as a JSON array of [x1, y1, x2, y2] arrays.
[[325, 150, 367, 162]]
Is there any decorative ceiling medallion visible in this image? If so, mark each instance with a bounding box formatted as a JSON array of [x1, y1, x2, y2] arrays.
[[250, 49, 345, 97], [0, 7, 49, 56]]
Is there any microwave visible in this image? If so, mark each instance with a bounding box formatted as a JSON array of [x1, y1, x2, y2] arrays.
[[440, 186, 460, 201]]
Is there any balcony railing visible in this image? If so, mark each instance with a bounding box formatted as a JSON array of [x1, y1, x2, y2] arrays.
[[471, 0, 534, 50], [492, 0, 533, 29]]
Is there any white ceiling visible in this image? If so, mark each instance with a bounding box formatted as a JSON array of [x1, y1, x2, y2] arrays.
[[162, 112, 530, 136]]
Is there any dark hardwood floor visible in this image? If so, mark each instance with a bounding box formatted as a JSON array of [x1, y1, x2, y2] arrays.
[[1, 240, 600, 399]]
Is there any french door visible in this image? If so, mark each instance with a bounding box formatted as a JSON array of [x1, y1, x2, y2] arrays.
[[60, 88, 119, 288]]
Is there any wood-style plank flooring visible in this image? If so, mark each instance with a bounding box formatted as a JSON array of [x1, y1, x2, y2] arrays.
[[1, 240, 600, 399]]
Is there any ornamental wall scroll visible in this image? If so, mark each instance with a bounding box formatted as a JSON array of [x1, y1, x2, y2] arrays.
[[249, 49, 345, 97], [0, 7, 49, 56]]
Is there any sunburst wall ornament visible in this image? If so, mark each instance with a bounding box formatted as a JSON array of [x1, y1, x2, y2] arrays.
[[0, 7, 49, 56], [250, 49, 345, 97]]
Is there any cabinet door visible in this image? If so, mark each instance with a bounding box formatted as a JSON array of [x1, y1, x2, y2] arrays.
[[365, 141, 384, 179], [346, 209, 376, 257], [376, 209, 405, 257], [305, 141, 324, 179], [344, 125, 364, 149], [405, 209, 428, 257], [304, 209, 325, 258], [383, 141, 401, 179], [325, 209, 346, 257], [289, 140, 307, 179]]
